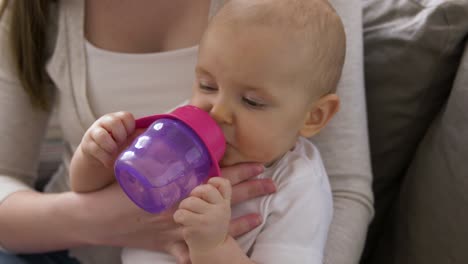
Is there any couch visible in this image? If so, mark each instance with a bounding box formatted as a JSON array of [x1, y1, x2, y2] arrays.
[[361, 0, 468, 263]]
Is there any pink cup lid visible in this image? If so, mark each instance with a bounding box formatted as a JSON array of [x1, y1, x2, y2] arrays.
[[135, 105, 226, 177]]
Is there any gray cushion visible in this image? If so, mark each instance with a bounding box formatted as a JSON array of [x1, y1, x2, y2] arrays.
[[393, 43, 468, 263], [362, 0, 468, 262]]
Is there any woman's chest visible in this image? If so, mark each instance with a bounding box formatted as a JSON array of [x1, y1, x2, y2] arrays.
[[84, 0, 211, 53]]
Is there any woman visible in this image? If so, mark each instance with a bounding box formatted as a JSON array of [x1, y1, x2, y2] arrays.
[[0, 1, 373, 263]]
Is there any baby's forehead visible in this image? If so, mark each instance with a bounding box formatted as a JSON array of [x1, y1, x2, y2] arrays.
[[212, 0, 335, 32], [204, 0, 346, 95], [206, 0, 343, 62]]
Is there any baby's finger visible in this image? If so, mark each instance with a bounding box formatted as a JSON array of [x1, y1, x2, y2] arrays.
[[173, 208, 200, 226], [190, 184, 223, 204], [99, 115, 128, 145], [90, 127, 118, 154], [114, 111, 135, 135], [208, 177, 232, 201], [81, 141, 114, 168], [178, 196, 209, 214]]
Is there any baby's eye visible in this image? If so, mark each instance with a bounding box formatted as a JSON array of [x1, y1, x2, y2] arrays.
[[242, 97, 266, 109], [199, 84, 217, 92]]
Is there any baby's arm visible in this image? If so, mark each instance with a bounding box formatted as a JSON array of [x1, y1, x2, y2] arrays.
[[70, 112, 135, 193], [174, 177, 255, 264]]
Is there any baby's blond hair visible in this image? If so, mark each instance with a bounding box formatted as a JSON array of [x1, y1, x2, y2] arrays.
[[209, 0, 346, 96]]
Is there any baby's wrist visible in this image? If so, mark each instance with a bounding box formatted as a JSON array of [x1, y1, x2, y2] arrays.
[[189, 236, 242, 263], [188, 234, 231, 256]]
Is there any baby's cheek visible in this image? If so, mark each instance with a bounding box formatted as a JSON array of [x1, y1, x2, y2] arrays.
[[251, 140, 285, 163], [240, 141, 276, 163]]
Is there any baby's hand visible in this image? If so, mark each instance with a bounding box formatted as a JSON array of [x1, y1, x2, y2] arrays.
[[80, 111, 135, 168], [174, 177, 232, 252]]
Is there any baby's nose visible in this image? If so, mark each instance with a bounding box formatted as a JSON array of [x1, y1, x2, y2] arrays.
[[210, 102, 233, 125]]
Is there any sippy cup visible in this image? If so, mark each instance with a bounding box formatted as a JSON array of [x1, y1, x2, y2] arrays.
[[114, 105, 226, 213]]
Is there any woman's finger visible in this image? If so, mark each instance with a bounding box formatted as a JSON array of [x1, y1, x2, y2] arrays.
[[228, 213, 262, 238], [220, 163, 264, 185], [231, 179, 276, 205]]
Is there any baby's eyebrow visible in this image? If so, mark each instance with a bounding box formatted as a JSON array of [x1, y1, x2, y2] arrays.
[[195, 66, 213, 77], [237, 79, 269, 93], [241, 83, 279, 103]]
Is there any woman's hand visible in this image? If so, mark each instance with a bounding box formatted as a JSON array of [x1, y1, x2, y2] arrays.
[[74, 162, 275, 263]]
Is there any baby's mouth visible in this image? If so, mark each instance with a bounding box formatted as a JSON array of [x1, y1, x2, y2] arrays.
[[225, 141, 236, 151]]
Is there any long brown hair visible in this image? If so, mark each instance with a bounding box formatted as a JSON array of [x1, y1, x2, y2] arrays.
[[0, 0, 53, 111]]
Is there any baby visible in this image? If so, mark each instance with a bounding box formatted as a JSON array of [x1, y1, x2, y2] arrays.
[[70, 0, 346, 263]]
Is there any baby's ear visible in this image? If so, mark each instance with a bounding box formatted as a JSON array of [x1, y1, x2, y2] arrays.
[[299, 94, 340, 138]]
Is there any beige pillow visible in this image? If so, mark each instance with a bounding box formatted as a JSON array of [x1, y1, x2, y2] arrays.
[[362, 0, 468, 262]]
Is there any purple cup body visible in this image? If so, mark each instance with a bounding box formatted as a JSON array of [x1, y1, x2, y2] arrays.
[[114, 118, 212, 213]]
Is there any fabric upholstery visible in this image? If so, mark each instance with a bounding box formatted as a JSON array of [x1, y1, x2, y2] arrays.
[[362, 0, 468, 262]]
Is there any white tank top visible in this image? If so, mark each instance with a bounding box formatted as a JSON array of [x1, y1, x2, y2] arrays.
[[85, 41, 198, 118]]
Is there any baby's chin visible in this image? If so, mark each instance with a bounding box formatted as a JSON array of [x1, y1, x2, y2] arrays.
[[218, 152, 271, 168], [219, 157, 243, 168], [219, 151, 250, 167]]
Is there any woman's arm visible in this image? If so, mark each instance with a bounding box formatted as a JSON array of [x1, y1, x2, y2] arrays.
[[0, 165, 273, 253], [314, 0, 374, 263], [0, 191, 87, 251]]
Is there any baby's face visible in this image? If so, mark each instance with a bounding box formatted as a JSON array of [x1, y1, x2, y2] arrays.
[[190, 23, 317, 166]]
